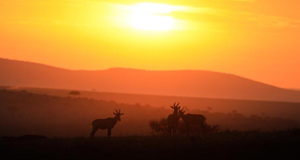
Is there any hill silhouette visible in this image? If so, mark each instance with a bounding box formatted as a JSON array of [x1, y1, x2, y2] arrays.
[[1, 58, 300, 102]]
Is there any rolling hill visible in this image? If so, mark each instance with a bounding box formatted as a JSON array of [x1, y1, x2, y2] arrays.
[[1, 57, 300, 102]]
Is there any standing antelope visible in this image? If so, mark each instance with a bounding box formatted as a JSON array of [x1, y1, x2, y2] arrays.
[[179, 107, 206, 136], [167, 102, 181, 136], [90, 109, 124, 138]]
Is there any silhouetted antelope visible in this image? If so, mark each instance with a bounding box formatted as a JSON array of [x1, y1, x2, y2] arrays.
[[179, 107, 206, 136], [167, 102, 181, 136], [90, 109, 124, 138]]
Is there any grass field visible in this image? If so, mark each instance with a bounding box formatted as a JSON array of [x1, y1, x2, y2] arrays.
[[1, 89, 300, 159], [1, 129, 300, 160], [4, 86, 300, 122], [1, 89, 299, 138]]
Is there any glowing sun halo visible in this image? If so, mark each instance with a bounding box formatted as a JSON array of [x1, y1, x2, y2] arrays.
[[132, 3, 174, 31]]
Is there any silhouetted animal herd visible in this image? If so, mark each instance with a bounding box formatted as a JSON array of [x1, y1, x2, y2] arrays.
[[90, 102, 206, 138]]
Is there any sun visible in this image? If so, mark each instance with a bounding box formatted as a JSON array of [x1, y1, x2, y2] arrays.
[[132, 3, 174, 31]]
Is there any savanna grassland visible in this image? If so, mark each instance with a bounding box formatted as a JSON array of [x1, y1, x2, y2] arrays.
[[4, 86, 300, 121], [0, 89, 299, 137], [1, 89, 300, 159], [1, 130, 300, 159]]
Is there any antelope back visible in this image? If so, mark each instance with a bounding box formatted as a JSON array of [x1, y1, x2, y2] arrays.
[[185, 114, 206, 124]]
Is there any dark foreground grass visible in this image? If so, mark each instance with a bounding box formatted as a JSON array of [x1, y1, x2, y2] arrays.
[[1, 129, 300, 160]]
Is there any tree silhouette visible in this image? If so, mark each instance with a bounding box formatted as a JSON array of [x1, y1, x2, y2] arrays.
[[68, 91, 80, 98]]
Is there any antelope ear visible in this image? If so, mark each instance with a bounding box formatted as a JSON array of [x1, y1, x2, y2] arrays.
[[120, 113, 124, 115], [170, 106, 174, 109], [113, 112, 117, 115]]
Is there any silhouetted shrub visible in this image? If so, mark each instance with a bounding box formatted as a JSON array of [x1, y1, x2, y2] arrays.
[[149, 118, 220, 135], [69, 91, 80, 97], [204, 124, 220, 133], [19, 90, 27, 93], [149, 118, 169, 135]]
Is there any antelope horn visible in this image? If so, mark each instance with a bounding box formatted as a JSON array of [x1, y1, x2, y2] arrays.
[[119, 109, 121, 113], [176, 102, 180, 107], [115, 109, 118, 114], [181, 107, 185, 111]]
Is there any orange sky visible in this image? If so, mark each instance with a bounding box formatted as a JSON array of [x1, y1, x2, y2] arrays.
[[1, 0, 300, 89]]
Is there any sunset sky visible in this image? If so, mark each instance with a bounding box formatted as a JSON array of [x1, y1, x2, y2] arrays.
[[1, 0, 300, 89]]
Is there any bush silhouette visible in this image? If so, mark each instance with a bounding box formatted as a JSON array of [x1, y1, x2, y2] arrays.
[[69, 91, 80, 97], [149, 118, 219, 135], [149, 118, 169, 135]]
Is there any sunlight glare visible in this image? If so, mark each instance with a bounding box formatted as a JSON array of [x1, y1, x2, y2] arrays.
[[132, 3, 174, 31]]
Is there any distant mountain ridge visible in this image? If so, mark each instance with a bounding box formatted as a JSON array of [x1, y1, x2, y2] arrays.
[[1, 57, 300, 102]]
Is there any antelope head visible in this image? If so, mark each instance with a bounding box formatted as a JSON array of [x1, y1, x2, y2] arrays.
[[113, 109, 124, 121], [170, 102, 181, 112], [179, 107, 186, 117]]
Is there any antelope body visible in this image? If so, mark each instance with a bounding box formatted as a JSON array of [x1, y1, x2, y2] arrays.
[[179, 108, 206, 136], [167, 102, 181, 136], [90, 109, 124, 138]]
